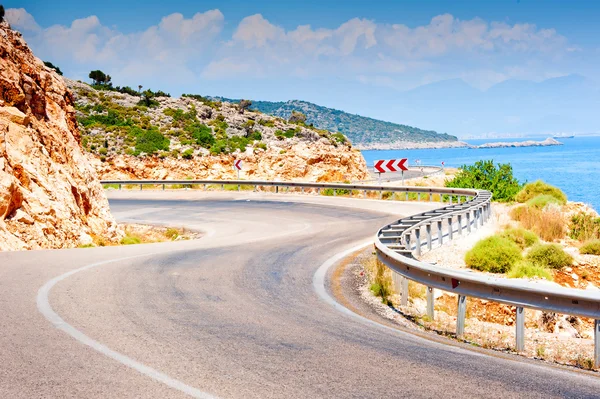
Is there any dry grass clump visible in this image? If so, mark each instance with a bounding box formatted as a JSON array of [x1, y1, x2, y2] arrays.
[[507, 260, 553, 280], [569, 212, 600, 242], [364, 256, 394, 304], [579, 240, 600, 255], [510, 205, 566, 242], [500, 228, 539, 249]]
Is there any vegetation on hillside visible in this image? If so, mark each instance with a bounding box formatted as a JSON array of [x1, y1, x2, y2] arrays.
[[445, 160, 522, 202], [212, 97, 458, 147], [44, 61, 63, 75]]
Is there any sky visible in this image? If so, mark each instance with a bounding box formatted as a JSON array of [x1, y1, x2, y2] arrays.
[[4, 0, 600, 137]]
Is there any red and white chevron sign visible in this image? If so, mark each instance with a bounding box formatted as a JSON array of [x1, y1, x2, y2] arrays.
[[374, 158, 408, 173], [234, 160, 243, 171]]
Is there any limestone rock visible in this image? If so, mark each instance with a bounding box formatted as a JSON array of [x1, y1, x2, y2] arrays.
[[0, 21, 121, 251]]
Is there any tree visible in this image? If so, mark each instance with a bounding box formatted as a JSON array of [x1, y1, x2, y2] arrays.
[[445, 160, 522, 202], [238, 99, 252, 114], [289, 111, 306, 124], [89, 70, 108, 85], [0, 5, 5, 23], [44, 61, 63, 76], [138, 90, 159, 107], [138, 85, 143, 93]]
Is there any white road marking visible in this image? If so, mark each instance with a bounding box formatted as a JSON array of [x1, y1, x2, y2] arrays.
[[37, 254, 218, 399]]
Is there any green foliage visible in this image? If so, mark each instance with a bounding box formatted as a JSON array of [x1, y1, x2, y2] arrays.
[[181, 93, 221, 109], [500, 228, 539, 249], [137, 90, 159, 107], [182, 148, 194, 159], [255, 142, 267, 151], [44, 61, 63, 75], [121, 236, 142, 245], [526, 194, 562, 209], [258, 119, 275, 127], [445, 160, 522, 202], [507, 261, 553, 280], [579, 240, 600, 255], [79, 109, 133, 128], [89, 70, 111, 86], [331, 132, 347, 144], [526, 244, 573, 269], [275, 128, 298, 139], [132, 127, 170, 155], [164, 228, 179, 240], [464, 235, 522, 273], [569, 212, 600, 241], [515, 180, 567, 204]]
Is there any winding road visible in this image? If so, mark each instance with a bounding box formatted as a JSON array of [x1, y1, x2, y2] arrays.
[[0, 191, 598, 398]]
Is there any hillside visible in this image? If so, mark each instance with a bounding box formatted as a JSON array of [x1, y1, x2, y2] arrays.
[[0, 22, 120, 250], [66, 82, 369, 182], [213, 98, 460, 149]]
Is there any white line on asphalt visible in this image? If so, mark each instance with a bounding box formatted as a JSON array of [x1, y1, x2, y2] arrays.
[[37, 254, 218, 399]]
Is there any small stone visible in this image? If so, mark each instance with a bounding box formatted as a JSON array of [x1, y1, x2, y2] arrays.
[[564, 267, 572, 272], [571, 273, 579, 281]]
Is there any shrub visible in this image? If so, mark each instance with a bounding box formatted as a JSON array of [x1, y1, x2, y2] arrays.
[[289, 111, 307, 124], [182, 148, 194, 159], [258, 119, 275, 127], [43, 61, 63, 75], [579, 240, 600, 255], [121, 236, 141, 245], [515, 180, 567, 204], [507, 261, 553, 280], [165, 228, 179, 240], [465, 236, 522, 273], [569, 212, 600, 241], [526, 194, 562, 209], [134, 128, 170, 155], [500, 228, 539, 249], [510, 205, 566, 242], [331, 132, 347, 144], [526, 244, 573, 269], [445, 160, 522, 202]]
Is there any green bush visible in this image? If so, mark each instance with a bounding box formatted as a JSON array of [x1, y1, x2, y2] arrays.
[[507, 261, 553, 280], [464, 236, 522, 273], [515, 180, 567, 204], [445, 160, 522, 202], [182, 148, 194, 159], [579, 240, 600, 255], [133, 128, 170, 155], [121, 236, 141, 245], [569, 212, 600, 241], [526, 194, 562, 209], [500, 228, 539, 249], [526, 244, 573, 269]]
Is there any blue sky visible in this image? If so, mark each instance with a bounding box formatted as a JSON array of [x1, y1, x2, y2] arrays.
[[5, 1, 600, 137]]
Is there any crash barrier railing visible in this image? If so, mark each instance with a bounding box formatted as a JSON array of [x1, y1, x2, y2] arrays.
[[102, 179, 599, 367]]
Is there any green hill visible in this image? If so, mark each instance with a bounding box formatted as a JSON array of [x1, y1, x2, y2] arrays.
[[214, 98, 458, 148]]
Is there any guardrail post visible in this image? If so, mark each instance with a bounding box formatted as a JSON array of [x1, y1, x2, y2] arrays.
[[140, 184, 142, 191], [516, 307, 525, 352], [440, 193, 444, 203], [429, 192, 432, 201], [333, 189, 336, 196], [317, 188, 321, 195], [276, 186, 279, 194], [253, 185, 256, 192], [437, 220, 443, 246], [456, 295, 467, 338], [449, 195, 453, 205], [221, 184, 224, 191], [401, 277, 409, 307], [595, 319, 599, 368], [426, 224, 432, 250], [447, 217, 453, 240], [406, 191, 409, 201], [379, 191, 383, 200], [415, 229, 421, 257], [457, 214, 463, 235], [363, 189, 366, 198], [393, 272, 402, 295], [162, 184, 165, 191], [458, 196, 461, 204], [404, 233, 411, 251], [426, 287, 434, 319], [238, 184, 241, 191], [418, 192, 421, 201], [480, 207, 484, 227], [466, 212, 472, 233], [119, 184, 122, 190]]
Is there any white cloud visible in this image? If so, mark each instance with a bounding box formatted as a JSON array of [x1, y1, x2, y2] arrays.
[[8, 7, 579, 92], [5, 8, 41, 32]]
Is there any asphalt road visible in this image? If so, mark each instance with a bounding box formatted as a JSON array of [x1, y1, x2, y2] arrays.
[[0, 191, 598, 398]]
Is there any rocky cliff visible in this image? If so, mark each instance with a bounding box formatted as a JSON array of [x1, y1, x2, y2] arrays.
[[0, 22, 120, 250], [66, 81, 369, 182]]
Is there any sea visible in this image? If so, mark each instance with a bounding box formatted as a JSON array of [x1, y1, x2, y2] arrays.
[[361, 136, 600, 211]]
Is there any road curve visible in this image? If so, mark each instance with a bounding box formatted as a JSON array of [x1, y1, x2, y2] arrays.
[[0, 191, 598, 398]]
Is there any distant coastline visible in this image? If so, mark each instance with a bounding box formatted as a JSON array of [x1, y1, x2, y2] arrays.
[[357, 137, 563, 151]]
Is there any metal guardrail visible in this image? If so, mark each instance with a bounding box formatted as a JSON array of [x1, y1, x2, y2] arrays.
[[102, 179, 599, 367]]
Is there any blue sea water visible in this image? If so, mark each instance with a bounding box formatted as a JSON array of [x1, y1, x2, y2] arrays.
[[361, 136, 600, 211]]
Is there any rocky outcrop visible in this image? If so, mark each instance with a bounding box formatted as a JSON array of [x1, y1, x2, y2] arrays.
[[0, 22, 120, 251], [471, 137, 562, 149], [91, 141, 367, 182]]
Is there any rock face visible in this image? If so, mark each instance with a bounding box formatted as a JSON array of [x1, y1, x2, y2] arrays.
[[0, 22, 120, 251]]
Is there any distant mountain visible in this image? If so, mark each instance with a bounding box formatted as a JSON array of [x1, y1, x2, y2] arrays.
[[212, 98, 459, 148]]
